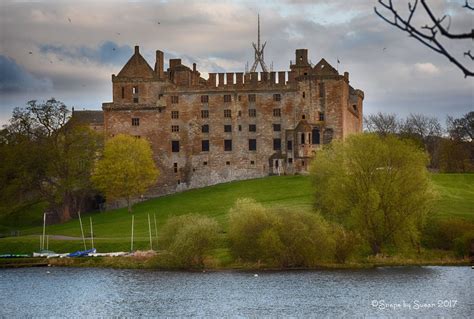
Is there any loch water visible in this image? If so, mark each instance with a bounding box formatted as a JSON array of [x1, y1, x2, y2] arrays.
[[0, 266, 472, 317]]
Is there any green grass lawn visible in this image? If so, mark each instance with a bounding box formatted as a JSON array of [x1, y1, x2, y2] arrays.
[[0, 173, 472, 254]]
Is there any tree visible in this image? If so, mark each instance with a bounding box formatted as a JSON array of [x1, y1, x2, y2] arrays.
[[310, 134, 436, 255], [375, 0, 474, 77], [447, 111, 474, 141], [92, 134, 159, 212], [1, 99, 102, 222], [364, 112, 400, 135]]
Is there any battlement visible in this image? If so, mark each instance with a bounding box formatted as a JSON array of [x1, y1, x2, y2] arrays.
[[206, 71, 295, 89]]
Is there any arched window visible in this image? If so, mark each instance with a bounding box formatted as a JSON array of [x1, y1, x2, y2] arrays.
[[312, 128, 320, 144]]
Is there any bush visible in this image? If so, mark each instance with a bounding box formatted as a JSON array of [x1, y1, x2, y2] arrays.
[[332, 224, 359, 263], [228, 198, 277, 261], [228, 198, 334, 267], [158, 214, 219, 268], [422, 218, 474, 250], [453, 231, 474, 258]]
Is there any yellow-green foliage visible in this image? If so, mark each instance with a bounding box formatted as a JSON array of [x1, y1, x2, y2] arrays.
[[158, 214, 219, 268], [310, 134, 436, 255], [92, 134, 159, 212], [228, 198, 334, 267]]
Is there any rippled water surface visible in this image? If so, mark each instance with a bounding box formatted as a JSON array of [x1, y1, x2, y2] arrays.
[[0, 266, 472, 317]]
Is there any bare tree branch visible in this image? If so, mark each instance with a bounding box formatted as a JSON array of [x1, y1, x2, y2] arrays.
[[375, 0, 474, 77]]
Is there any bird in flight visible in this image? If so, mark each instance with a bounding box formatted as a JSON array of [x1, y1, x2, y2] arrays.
[[383, 47, 387, 51], [68, 17, 71, 23], [29, 51, 33, 55]]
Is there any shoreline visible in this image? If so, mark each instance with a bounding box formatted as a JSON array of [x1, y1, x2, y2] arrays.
[[1, 256, 470, 270]]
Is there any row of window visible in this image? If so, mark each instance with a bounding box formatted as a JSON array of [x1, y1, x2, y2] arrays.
[[170, 124, 277, 133], [171, 139, 283, 152], [123, 90, 282, 104], [132, 111, 323, 126]]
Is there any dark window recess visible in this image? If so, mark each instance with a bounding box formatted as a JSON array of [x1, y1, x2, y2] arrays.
[[302, 160, 305, 166], [201, 110, 209, 118], [224, 139, 232, 151], [132, 86, 138, 94], [202, 140, 209, 152], [171, 140, 180, 152], [301, 133, 305, 144], [238, 125, 242, 131], [319, 112, 325, 121], [319, 83, 325, 98], [121, 87, 125, 98], [302, 91, 306, 98], [273, 138, 281, 151], [287, 140, 293, 151], [273, 108, 281, 117], [249, 109, 256, 117], [238, 110, 242, 117], [171, 96, 179, 104], [177, 180, 181, 185], [249, 124, 256, 132], [201, 95, 209, 103], [171, 125, 179, 132], [302, 114, 306, 120], [226, 161, 231, 166], [203, 161, 208, 166], [273, 94, 281, 101], [238, 95, 242, 101], [312, 128, 320, 144], [224, 109, 232, 118], [224, 125, 232, 133], [133, 97, 139, 103], [202, 124, 209, 133], [248, 94, 256, 102], [173, 162, 178, 173], [273, 124, 281, 132], [171, 111, 179, 119], [224, 95, 232, 103], [353, 104, 358, 112], [250, 160, 255, 165], [288, 158, 293, 164], [132, 118, 140, 126], [249, 139, 257, 151]]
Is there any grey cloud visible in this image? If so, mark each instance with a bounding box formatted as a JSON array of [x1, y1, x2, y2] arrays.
[[39, 41, 133, 66], [0, 55, 52, 93]]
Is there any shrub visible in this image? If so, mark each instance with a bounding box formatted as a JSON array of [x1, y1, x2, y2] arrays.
[[332, 224, 359, 263], [453, 231, 474, 258], [422, 218, 474, 250], [228, 198, 277, 261], [228, 198, 334, 267], [158, 214, 219, 268]]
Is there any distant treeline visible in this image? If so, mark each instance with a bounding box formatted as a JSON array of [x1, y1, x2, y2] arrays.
[[364, 112, 473, 172]]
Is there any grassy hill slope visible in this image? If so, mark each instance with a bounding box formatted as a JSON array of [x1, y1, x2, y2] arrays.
[[0, 174, 472, 254]]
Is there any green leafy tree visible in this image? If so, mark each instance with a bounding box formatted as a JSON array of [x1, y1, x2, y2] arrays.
[[310, 134, 436, 255], [92, 134, 159, 212], [1, 99, 102, 222]]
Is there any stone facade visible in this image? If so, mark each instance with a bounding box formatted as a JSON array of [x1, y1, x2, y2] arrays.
[[102, 46, 364, 196]]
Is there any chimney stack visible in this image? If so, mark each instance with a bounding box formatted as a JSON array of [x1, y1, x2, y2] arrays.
[[155, 50, 164, 79], [134, 45, 139, 54]]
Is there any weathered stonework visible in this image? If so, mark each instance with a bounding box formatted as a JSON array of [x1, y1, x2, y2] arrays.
[[102, 46, 364, 196]]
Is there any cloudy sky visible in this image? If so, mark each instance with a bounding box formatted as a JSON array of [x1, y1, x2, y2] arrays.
[[0, 0, 472, 125]]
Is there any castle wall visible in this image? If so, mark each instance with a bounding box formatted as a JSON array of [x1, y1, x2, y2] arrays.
[[102, 47, 364, 196]]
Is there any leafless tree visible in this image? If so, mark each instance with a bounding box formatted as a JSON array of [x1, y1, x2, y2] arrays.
[[364, 112, 401, 135], [447, 111, 474, 141], [375, 0, 474, 77], [401, 113, 443, 139]]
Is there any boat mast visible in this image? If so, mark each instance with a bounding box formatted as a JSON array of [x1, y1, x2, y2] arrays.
[[78, 210, 87, 250], [148, 213, 153, 250]]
